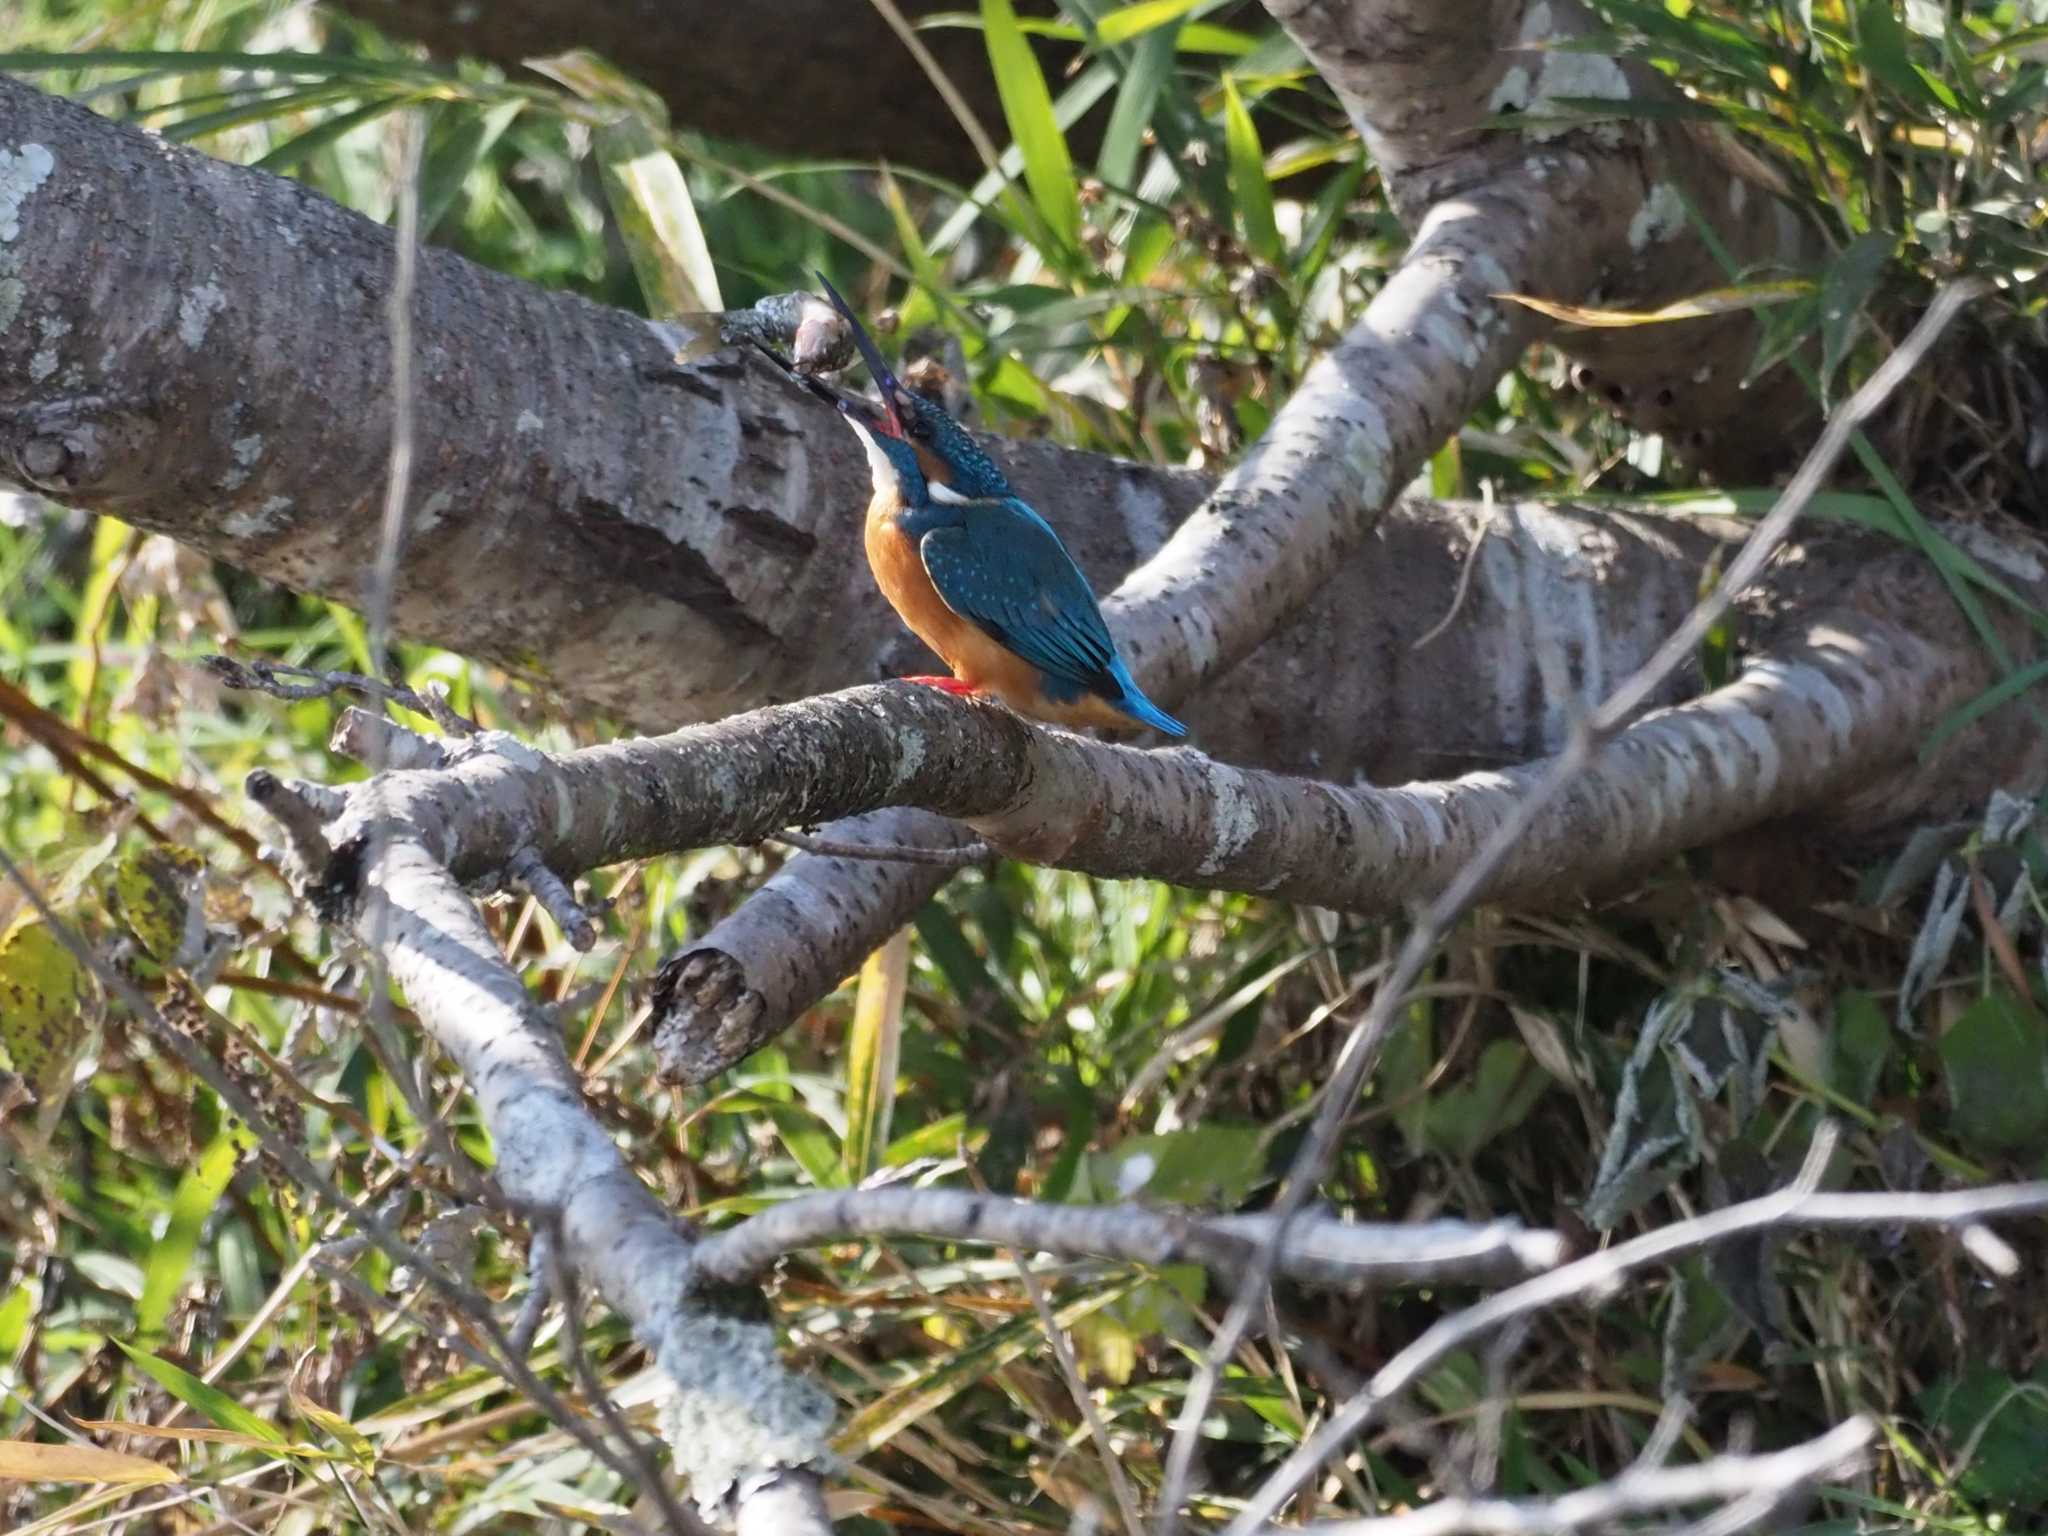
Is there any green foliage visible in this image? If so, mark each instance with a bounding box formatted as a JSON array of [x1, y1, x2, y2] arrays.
[[1939, 990, 2048, 1155]]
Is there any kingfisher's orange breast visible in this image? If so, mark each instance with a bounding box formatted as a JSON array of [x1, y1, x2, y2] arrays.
[[864, 494, 1046, 710]]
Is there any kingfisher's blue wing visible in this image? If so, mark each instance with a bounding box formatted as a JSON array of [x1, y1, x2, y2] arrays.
[[916, 498, 1120, 696]]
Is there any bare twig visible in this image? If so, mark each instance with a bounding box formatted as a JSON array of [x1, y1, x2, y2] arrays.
[[690, 1188, 1566, 1289], [1154, 276, 1991, 1534], [1410, 494, 1496, 653], [332, 705, 451, 770], [244, 769, 335, 880], [508, 846, 598, 952], [1276, 1416, 1872, 1535], [544, 1228, 712, 1536], [510, 1227, 557, 1356], [1010, 1241, 1146, 1536], [1223, 1174, 2048, 1534], [206, 655, 478, 737]]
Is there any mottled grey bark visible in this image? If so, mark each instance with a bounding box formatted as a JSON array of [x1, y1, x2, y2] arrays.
[[284, 529, 2044, 1072], [0, 74, 1670, 782], [693, 1188, 1568, 1288]]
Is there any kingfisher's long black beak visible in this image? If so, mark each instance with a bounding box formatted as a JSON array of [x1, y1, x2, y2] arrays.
[[815, 272, 910, 439]]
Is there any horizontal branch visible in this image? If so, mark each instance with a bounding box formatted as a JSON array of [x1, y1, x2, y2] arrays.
[[305, 599, 1999, 951], [691, 1190, 1568, 1289]]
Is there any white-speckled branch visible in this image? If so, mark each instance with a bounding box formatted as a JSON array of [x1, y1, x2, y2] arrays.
[[691, 1189, 1569, 1289]]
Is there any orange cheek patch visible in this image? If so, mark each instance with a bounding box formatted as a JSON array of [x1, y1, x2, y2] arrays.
[[912, 443, 951, 486]]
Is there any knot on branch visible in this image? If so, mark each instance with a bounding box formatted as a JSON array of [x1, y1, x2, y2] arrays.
[[0, 396, 158, 497]]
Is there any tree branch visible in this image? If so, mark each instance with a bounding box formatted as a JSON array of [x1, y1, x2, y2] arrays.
[[1221, 1174, 2048, 1535], [691, 1189, 1568, 1290], [1267, 0, 1830, 479], [1274, 1417, 1874, 1536], [335, 828, 836, 1528], [306, 614, 1984, 938]]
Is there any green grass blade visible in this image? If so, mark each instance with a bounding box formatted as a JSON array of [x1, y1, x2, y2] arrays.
[[1096, 0, 1213, 46], [417, 99, 524, 236], [1098, 19, 1179, 189], [982, 0, 1082, 253], [154, 82, 367, 145], [1221, 73, 1281, 262], [138, 1133, 240, 1338], [929, 61, 1118, 255], [841, 929, 911, 1183], [0, 49, 433, 80], [111, 1338, 288, 1445], [256, 93, 423, 173]]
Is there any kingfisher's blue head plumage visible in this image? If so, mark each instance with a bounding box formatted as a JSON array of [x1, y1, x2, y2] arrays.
[[814, 274, 1010, 506]]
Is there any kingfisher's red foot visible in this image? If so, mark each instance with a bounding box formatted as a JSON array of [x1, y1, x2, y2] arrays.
[[902, 674, 978, 696]]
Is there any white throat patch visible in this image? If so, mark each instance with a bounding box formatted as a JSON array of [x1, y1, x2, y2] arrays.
[[845, 418, 901, 499]]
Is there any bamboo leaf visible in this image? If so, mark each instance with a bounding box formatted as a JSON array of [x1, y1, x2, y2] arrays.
[[1221, 74, 1281, 263], [842, 929, 911, 1183], [526, 49, 721, 314], [1817, 231, 1893, 402], [109, 1339, 289, 1447], [139, 1133, 241, 1337], [289, 1363, 377, 1470], [256, 94, 424, 174], [1099, 19, 1179, 189], [1096, 0, 1213, 46], [983, 0, 1082, 251], [595, 120, 724, 315], [417, 99, 524, 236], [1495, 280, 1814, 327]]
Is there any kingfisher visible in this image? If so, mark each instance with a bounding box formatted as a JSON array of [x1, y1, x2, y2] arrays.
[[807, 276, 1185, 739]]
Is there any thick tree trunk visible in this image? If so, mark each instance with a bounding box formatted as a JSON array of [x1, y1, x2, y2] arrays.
[[324, 0, 1039, 182]]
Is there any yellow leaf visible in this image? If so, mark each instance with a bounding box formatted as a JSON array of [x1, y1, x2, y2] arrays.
[[289, 1355, 377, 1469], [0, 1438, 179, 1486], [1493, 280, 1813, 328], [104, 845, 205, 967], [0, 912, 97, 1147], [842, 928, 910, 1182]]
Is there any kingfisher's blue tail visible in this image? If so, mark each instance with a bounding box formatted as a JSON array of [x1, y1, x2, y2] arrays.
[[1108, 660, 1186, 737]]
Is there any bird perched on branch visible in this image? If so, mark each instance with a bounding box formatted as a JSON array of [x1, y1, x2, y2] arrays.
[[806, 276, 1185, 738]]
